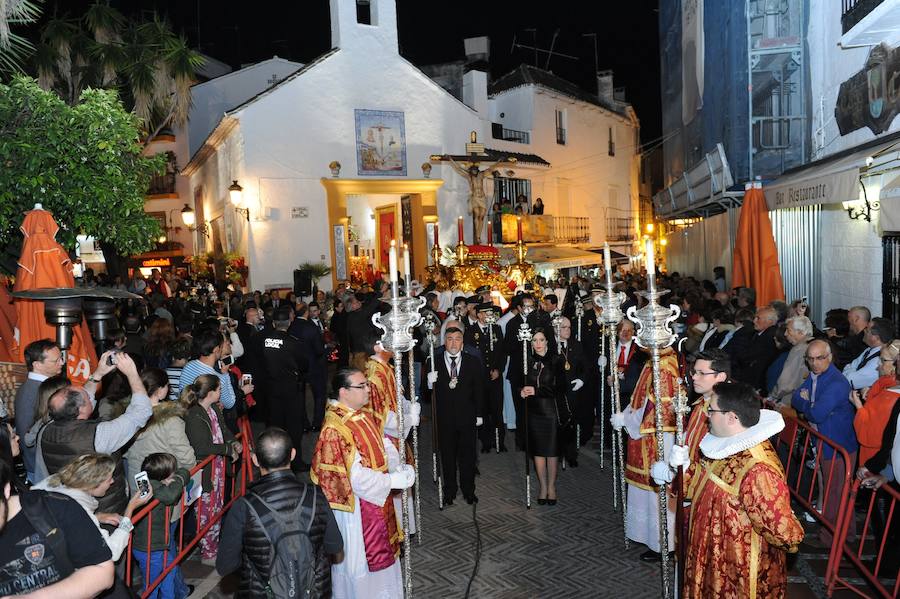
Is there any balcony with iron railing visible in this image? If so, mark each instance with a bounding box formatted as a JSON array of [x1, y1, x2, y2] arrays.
[[498, 214, 589, 244], [606, 216, 636, 242], [147, 172, 176, 196], [842, 0, 885, 33], [552, 216, 590, 244], [491, 123, 531, 144]]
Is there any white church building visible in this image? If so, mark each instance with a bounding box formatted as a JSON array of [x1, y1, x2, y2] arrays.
[[177, 0, 642, 291]]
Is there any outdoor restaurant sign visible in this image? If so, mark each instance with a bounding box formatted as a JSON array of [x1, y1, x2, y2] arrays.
[[140, 258, 172, 268], [763, 155, 862, 210]]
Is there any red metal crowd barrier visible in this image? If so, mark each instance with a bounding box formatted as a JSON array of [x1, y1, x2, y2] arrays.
[[124, 416, 256, 598], [828, 478, 900, 598], [767, 406, 854, 589]]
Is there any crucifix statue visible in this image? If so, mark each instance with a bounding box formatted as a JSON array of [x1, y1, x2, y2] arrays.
[[431, 132, 516, 245]]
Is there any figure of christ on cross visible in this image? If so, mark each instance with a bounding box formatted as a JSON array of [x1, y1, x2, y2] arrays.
[[431, 133, 516, 245]]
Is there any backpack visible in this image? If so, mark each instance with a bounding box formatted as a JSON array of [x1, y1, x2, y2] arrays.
[[244, 485, 318, 598], [20, 490, 73, 578]]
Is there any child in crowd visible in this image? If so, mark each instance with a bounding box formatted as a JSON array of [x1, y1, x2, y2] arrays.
[[131, 452, 192, 599]]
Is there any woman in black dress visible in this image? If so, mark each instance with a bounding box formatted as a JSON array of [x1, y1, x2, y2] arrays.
[[520, 328, 570, 505]]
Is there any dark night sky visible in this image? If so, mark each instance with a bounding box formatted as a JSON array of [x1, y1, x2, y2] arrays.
[[41, 1, 661, 142]]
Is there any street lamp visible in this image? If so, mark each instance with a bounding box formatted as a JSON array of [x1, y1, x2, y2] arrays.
[[180, 203, 209, 236], [229, 180, 249, 222]]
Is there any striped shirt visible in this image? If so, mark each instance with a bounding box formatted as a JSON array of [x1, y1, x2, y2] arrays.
[[178, 359, 236, 409], [166, 366, 183, 401]]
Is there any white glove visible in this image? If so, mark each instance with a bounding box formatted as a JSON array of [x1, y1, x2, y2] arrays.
[[669, 445, 690, 469], [610, 412, 626, 430], [597, 355, 608, 369], [408, 402, 421, 427], [476, 417, 483, 426], [389, 465, 415, 490], [571, 378, 584, 392], [650, 461, 674, 485], [426, 371, 438, 388]]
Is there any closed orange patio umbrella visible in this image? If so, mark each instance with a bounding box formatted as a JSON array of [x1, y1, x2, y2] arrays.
[[13, 206, 97, 383], [732, 182, 785, 307], [0, 281, 17, 362]]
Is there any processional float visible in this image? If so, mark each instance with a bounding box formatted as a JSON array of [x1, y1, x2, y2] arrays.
[[625, 238, 683, 599], [371, 242, 425, 598]]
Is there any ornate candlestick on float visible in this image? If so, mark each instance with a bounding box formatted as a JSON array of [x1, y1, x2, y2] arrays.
[[625, 238, 681, 599], [372, 241, 426, 597]]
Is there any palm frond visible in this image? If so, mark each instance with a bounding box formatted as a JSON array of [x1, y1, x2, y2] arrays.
[[0, 29, 33, 74], [1, 0, 42, 50], [83, 2, 123, 44]]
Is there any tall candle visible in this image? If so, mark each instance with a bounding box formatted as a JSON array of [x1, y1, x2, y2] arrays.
[[487, 225, 493, 246], [603, 241, 612, 285], [389, 240, 398, 283], [458, 217, 464, 245], [403, 243, 411, 284], [645, 237, 656, 293], [433, 223, 439, 247], [517, 217, 523, 242]]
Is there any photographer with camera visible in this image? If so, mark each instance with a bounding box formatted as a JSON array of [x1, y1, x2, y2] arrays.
[[36, 351, 153, 512]]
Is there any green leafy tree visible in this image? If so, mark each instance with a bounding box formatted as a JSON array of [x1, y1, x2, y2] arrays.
[[0, 76, 165, 275], [33, 2, 203, 142], [0, 0, 41, 75]]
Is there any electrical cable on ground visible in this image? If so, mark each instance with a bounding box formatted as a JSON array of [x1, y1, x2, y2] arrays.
[[463, 501, 483, 599]]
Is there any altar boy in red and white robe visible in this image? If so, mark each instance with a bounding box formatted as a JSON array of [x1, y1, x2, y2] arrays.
[[652, 381, 804, 599], [311, 368, 415, 598]]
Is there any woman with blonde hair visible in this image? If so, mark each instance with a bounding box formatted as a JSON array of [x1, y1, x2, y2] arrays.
[[124, 368, 195, 494], [32, 453, 150, 560], [182, 375, 240, 564], [852, 339, 900, 465]]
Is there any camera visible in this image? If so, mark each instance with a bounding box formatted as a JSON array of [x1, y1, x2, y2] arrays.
[[106, 349, 121, 366]]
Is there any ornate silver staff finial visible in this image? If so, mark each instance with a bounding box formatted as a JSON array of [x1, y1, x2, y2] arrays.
[[371, 293, 426, 598], [624, 239, 681, 599], [485, 306, 498, 351], [574, 295, 584, 341], [517, 320, 533, 509]]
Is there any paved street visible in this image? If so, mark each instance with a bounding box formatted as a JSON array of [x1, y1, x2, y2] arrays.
[[408, 423, 665, 599], [185, 412, 830, 599]]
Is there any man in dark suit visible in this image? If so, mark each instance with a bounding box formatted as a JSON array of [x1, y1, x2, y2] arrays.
[[601, 318, 647, 448], [465, 303, 506, 452], [289, 303, 327, 430], [503, 294, 543, 450], [426, 326, 484, 505], [733, 306, 779, 391], [558, 317, 587, 466]]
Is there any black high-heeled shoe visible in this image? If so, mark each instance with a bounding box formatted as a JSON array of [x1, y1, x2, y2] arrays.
[[537, 497, 547, 505]]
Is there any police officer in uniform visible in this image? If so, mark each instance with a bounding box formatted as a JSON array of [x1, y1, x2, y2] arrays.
[[259, 306, 310, 471], [465, 303, 506, 452]]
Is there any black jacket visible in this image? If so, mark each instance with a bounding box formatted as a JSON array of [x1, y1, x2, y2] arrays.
[[216, 470, 342, 599], [734, 327, 779, 391], [433, 352, 485, 430]]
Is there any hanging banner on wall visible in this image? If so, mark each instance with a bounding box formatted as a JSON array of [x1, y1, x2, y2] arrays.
[[682, 0, 704, 125]]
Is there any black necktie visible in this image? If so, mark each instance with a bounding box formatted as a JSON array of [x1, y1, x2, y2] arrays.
[[450, 356, 458, 378]]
